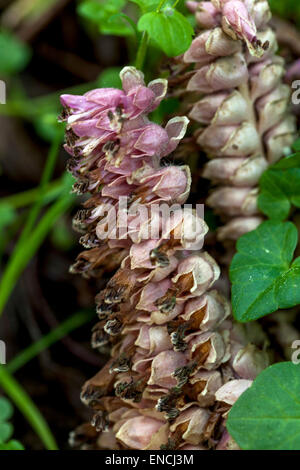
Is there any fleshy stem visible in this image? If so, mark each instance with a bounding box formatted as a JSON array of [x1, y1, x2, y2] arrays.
[[0, 366, 58, 450]]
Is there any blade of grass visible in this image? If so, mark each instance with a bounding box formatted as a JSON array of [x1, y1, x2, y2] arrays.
[[7, 310, 94, 374], [0, 132, 62, 269], [18, 130, 63, 245], [0, 179, 62, 210], [0, 192, 74, 316], [0, 81, 99, 120], [0, 366, 58, 450]]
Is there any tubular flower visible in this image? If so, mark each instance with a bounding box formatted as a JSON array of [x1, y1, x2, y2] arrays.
[[182, 0, 296, 241], [60, 66, 189, 276], [73, 282, 270, 450], [62, 68, 270, 450]]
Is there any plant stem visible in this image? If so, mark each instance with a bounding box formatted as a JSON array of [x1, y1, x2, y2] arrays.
[[0, 366, 58, 450], [0, 131, 70, 316], [157, 0, 167, 11], [18, 131, 63, 245], [7, 310, 94, 374], [0, 193, 74, 316], [135, 31, 149, 71], [135, 0, 169, 71], [0, 179, 62, 210], [118, 13, 139, 37]]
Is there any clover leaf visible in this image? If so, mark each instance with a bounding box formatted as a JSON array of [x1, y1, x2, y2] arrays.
[[138, 8, 194, 56], [227, 362, 300, 450], [230, 221, 300, 322], [258, 153, 300, 220]]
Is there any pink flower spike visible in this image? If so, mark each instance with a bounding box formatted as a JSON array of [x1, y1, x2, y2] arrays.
[[221, 0, 265, 57]]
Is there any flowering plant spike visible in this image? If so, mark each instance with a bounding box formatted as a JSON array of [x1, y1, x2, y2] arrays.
[[61, 67, 270, 450], [184, 0, 296, 241]]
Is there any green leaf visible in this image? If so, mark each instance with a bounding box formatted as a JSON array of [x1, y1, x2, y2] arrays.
[[230, 221, 300, 322], [78, 0, 133, 36], [0, 440, 24, 450], [50, 218, 75, 251], [269, 0, 300, 25], [100, 16, 134, 36], [0, 397, 13, 422], [129, 0, 161, 12], [292, 137, 300, 152], [0, 205, 17, 229], [149, 97, 180, 124], [96, 67, 122, 89], [0, 367, 58, 450], [227, 362, 300, 450], [0, 422, 13, 443], [78, 0, 126, 21], [34, 113, 64, 143], [0, 30, 31, 76], [129, 0, 190, 13], [137, 8, 194, 56], [258, 153, 300, 220]]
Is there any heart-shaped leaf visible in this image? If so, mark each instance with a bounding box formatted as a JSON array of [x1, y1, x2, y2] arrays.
[[96, 67, 122, 89], [230, 221, 300, 322], [0, 30, 31, 76], [78, 0, 132, 36], [227, 362, 300, 450], [292, 137, 300, 152], [0, 422, 13, 443], [0, 440, 24, 450], [138, 8, 194, 56], [129, 0, 161, 12], [0, 397, 13, 422], [258, 153, 300, 220]]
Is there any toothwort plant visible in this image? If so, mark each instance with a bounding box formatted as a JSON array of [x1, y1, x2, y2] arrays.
[[183, 0, 296, 241], [61, 67, 270, 450]]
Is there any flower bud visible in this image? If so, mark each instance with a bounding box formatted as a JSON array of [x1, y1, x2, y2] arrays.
[[250, 57, 284, 100], [217, 216, 263, 241], [256, 84, 290, 135], [169, 407, 211, 445], [215, 379, 252, 405], [198, 122, 260, 157], [187, 53, 248, 93], [265, 115, 297, 163], [116, 415, 164, 450], [207, 187, 258, 216], [203, 155, 268, 186], [221, 1, 261, 55], [187, 1, 221, 27], [232, 344, 270, 380]]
